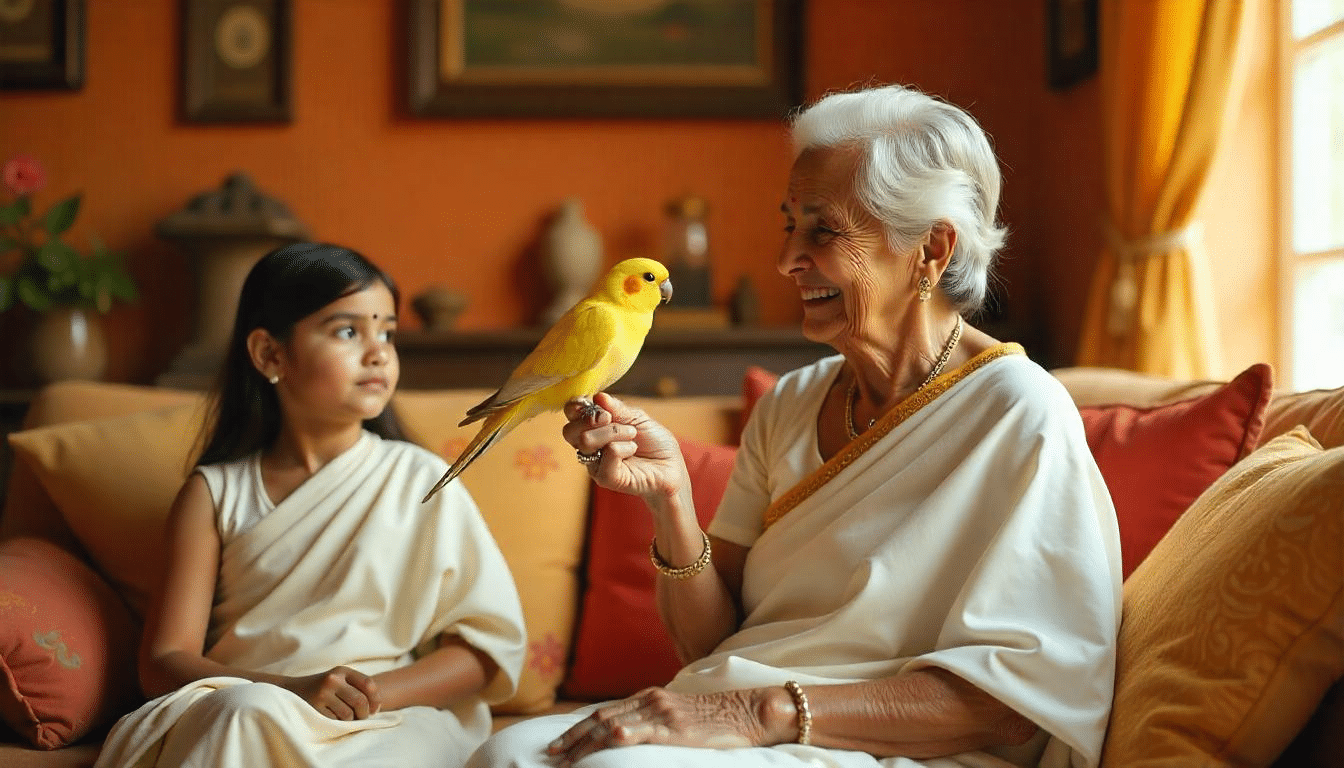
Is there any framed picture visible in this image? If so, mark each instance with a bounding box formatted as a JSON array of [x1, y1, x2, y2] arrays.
[[0, 0, 84, 90], [1047, 0, 1099, 90], [181, 0, 291, 122], [407, 0, 803, 118]]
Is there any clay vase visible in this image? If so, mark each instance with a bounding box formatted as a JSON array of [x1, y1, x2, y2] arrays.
[[31, 306, 109, 383], [540, 198, 603, 326]]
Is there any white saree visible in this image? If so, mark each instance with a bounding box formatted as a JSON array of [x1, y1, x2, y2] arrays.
[[471, 345, 1120, 768], [96, 431, 527, 768]]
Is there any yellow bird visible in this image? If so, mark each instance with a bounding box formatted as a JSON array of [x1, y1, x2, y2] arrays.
[[422, 258, 673, 502]]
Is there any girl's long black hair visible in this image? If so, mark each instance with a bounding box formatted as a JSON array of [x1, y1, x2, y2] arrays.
[[196, 242, 407, 467]]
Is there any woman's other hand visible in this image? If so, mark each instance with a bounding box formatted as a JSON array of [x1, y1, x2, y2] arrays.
[[563, 392, 687, 503], [284, 666, 382, 720], [546, 687, 792, 766]]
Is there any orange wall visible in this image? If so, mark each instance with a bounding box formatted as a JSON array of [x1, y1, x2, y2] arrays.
[[1, 0, 1105, 384]]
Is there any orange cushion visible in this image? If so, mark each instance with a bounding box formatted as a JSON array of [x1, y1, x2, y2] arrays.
[[0, 537, 140, 749], [1078, 363, 1273, 578], [560, 438, 736, 701], [740, 366, 779, 438], [1100, 427, 1344, 766]]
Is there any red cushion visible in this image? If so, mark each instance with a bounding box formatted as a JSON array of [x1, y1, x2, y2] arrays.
[[1079, 363, 1273, 579], [561, 438, 736, 700], [0, 537, 140, 749], [739, 366, 779, 441]]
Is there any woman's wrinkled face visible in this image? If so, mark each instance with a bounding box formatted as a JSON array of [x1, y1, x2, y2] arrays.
[[778, 146, 912, 347]]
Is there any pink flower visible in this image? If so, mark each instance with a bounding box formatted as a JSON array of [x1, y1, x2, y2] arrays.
[[3, 154, 46, 196]]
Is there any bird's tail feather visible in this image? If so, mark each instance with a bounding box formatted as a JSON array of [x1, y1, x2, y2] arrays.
[[421, 421, 507, 503]]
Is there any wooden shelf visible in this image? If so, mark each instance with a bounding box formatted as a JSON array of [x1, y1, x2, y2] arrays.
[[396, 326, 832, 397]]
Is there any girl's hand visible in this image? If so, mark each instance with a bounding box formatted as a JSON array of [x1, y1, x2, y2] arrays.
[[284, 666, 382, 720], [563, 393, 687, 504], [545, 687, 770, 766]]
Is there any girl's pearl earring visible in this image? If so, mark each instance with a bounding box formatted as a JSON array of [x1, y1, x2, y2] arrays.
[[269, 374, 280, 385]]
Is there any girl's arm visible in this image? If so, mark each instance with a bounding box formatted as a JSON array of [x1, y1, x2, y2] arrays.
[[139, 472, 238, 697], [140, 474, 382, 720], [368, 634, 497, 711]]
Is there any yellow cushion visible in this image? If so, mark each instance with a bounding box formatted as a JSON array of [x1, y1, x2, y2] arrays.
[[1100, 427, 1344, 766], [7, 402, 207, 620], [393, 391, 593, 715], [1261, 386, 1344, 450]]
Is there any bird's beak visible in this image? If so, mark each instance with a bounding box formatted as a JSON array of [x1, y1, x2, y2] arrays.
[[659, 279, 673, 305]]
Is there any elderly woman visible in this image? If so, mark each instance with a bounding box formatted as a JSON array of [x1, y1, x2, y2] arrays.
[[469, 85, 1121, 768]]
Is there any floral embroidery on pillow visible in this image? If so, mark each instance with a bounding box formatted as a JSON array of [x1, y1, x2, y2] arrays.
[[514, 445, 559, 481], [528, 633, 565, 676], [33, 629, 82, 669]]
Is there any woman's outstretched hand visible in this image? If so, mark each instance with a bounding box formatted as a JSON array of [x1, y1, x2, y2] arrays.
[[546, 687, 776, 766], [563, 392, 687, 504], [284, 666, 381, 720]]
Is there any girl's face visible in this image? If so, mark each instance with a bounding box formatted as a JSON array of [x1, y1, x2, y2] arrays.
[[275, 282, 399, 428], [777, 146, 917, 347]]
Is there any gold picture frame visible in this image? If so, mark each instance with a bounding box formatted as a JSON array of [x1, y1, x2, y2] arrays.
[[181, 0, 291, 123], [0, 0, 84, 90], [407, 0, 803, 118]]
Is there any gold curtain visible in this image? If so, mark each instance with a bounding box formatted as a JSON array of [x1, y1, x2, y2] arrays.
[[1076, 0, 1251, 377]]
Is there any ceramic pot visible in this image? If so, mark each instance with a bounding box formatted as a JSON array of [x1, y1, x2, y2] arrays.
[[540, 198, 603, 326], [31, 306, 108, 383]]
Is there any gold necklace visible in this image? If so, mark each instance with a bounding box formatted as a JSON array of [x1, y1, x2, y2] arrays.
[[845, 315, 963, 441]]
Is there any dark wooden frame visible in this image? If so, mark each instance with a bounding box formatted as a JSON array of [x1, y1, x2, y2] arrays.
[[181, 0, 292, 123], [0, 0, 84, 90], [1047, 0, 1099, 90], [407, 0, 803, 118]]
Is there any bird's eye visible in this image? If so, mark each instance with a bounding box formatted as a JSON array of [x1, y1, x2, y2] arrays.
[[643, 272, 656, 282]]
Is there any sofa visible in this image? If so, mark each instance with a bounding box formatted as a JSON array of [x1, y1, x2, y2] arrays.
[[0, 363, 1340, 767]]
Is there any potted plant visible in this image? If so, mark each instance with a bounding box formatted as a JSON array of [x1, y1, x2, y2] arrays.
[[1, 154, 139, 383]]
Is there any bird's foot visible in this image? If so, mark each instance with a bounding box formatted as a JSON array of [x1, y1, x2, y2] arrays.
[[576, 397, 607, 425]]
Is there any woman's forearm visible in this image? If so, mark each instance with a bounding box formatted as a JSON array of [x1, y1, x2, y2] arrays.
[[371, 635, 494, 712], [648, 486, 741, 663], [780, 669, 1039, 758]]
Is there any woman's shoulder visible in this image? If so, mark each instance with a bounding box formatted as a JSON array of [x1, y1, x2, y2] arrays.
[[963, 348, 1077, 421]]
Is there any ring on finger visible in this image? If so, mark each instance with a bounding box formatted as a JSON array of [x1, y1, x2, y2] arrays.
[[576, 449, 603, 465]]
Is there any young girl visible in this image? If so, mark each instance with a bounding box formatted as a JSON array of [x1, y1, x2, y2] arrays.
[[95, 242, 526, 767]]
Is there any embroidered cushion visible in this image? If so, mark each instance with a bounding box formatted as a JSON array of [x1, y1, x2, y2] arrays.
[[1100, 427, 1344, 766], [394, 390, 592, 715], [0, 537, 140, 749]]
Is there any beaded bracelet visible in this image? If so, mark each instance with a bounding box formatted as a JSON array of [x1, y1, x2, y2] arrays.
[[649, 530, 711, 579], [784, 680, 812, 745]]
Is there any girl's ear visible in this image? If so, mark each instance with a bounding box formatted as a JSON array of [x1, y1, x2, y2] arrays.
[[246, 328, 283, 382]]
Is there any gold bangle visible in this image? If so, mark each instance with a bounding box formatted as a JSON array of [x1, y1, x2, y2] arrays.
[[649, 530, 711, 580], [784, 680, 812, 745]]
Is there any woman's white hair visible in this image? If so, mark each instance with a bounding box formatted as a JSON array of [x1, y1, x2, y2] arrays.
[[789, 84, 1007, 314]]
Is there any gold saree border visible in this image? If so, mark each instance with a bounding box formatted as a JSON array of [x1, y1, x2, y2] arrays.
[[761, 343, 1025, 532]]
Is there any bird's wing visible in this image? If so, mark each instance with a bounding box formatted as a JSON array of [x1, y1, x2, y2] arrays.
[[459, 302, 617, 424]]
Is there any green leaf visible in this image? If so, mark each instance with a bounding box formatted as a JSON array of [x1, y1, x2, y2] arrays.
[[0, 275, 13, 312], [16, 274, 52, 312], [36, 240, 79, 274], [42, 195, 81, 236], [104, 270, 139, 302], [0, 235, 17, 254]]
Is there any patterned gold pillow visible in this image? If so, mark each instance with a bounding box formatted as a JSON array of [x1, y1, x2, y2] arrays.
[[1101, 427, 1344, 765]]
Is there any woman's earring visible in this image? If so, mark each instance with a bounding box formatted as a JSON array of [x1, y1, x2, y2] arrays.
[[269, 374, 280, 385], [917, 276, 932, 302]]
